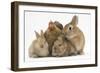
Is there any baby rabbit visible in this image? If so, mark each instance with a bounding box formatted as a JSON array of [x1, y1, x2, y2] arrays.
[[44, 21, 63, 56], [52, 34, 77, 57], [29, 30, 49, 58], [63, 15, 85, 55]]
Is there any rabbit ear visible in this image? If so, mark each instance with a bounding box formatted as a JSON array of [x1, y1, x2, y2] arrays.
[[49, 20, 53, 26], [49, 20, 53, 24], [71, 15, 78, 25], [34, 31, 40, 38], [41, 30, 44, 37]]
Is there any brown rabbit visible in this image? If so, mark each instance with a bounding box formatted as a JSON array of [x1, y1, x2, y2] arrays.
[[63, 15, 85, 54], [44, 21, 62, 56], [52, 34, 77, 57]]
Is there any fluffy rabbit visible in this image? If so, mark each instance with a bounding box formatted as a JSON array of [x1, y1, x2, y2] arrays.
[[52, 34, 77, 57], [63, 15, 85, 54], [29, 30, 49, 58], [44, 21, 62, 56]]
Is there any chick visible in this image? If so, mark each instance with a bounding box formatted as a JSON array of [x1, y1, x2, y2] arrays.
[[44, 21, 63, 56]]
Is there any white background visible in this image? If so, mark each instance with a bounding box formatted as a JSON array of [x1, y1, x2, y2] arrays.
[[0, 0, 99, 73]]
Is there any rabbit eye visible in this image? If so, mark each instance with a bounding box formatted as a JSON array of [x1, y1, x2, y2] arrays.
[[69, 27, 72, 30]]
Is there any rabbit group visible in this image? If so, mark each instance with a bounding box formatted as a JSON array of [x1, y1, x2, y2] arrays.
[[29, 15, 85, 58]]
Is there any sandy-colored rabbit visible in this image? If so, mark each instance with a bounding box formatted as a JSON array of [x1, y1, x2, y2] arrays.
[[29, 30, 49, 58], [63, 15, 85, 54], [52, 34, 77, 57], [44, 21, 62, 56]]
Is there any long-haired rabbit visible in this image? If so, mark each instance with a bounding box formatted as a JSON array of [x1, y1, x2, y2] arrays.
[[63, 15, 85, 54], [44, 21, 62, 55], [52, 34, 77, 57], [29, 30, 49, 58]]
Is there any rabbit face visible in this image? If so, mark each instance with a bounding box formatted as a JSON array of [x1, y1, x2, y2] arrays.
[[35, 38, 49, 56], [63, 24, 74, 35], [36, 37, 48, 50], [63, 24, 79, 39], [52, 36, 67, 57]]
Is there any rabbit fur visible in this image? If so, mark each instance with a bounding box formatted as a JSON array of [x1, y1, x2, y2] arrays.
[[52, 34, 77, 57], [29, 30, 49, 58], [63, 15, 85, 54]]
